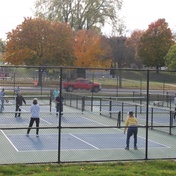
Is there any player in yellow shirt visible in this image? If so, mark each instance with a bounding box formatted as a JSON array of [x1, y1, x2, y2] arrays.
[[124, 111, 138, 150]]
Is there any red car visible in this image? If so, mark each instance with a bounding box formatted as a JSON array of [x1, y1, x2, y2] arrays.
[[63, 78, 101, 92]]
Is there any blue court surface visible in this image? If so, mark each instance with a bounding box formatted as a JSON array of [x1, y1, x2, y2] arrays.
[[2, 132, 168, 152], [0, 102, 172, 157]]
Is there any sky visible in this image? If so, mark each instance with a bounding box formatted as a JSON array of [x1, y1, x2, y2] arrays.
[[119, 0, 176, 35], [0, 0, 176, 40]]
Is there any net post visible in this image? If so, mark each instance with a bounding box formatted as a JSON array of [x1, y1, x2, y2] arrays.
[[169, 110, 173, 135], [151, 108, 153, 130], [49, 91, 52, 113], [99, 98, 102, 115], [117, 111, 121, 128], [82, 96, 85, 113], [109, 97, 112, 118]]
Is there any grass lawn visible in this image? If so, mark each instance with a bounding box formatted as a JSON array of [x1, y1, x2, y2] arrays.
[[0, 160, 176, 175]]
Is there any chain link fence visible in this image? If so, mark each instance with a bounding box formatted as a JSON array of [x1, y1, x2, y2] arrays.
[[0, 65, 176, 164]]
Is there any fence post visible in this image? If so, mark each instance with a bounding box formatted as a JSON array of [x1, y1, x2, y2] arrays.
[[145, 69, 150, 160], [57, 67, 63, 164], [82, 96, 85, 113]]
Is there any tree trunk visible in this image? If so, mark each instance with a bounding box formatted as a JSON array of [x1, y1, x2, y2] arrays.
[[38, 67, 43, 87]]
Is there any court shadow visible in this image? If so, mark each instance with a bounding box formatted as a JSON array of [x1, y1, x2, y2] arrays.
[[27, 135, 44, 150]]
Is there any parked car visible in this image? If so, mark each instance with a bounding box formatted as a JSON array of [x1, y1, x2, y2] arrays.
[[0, 72, 10, 80], [63, 78, 101, 92]]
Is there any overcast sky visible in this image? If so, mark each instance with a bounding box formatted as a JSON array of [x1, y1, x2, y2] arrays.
[[0, 0, 35, 40], [0, 0, 176, 40], [120, 0, 176, 33]]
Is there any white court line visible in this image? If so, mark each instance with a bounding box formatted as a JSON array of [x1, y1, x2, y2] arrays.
[[81, 116, 108, 126], [21, 108, 27, 112], [1, 130, 19, 152], [1, 132, 169, 153], [66, 112, 172, 149], [138, 136, 170, 148], [80, 115, 122, 132], [69, 133, 99, 149], [40, 118, 52, 125]]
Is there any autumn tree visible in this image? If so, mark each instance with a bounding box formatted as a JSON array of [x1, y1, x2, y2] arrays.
[[5, 17, 75, 85], [74, 30, 110, 67], [34, 0, 123, 32], [5, 17, 75, 66], [165, 44, 176, 70], [74, 30, 111, 77], [138, 18, 174, 70]]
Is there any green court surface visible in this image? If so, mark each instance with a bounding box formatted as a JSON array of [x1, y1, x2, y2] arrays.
[[0, 103, 176, 164]]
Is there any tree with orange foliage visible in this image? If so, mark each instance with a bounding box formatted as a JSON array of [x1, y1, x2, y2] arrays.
[[74, 30, 110, 68], [138, 18, 174, 70], [5, 17, 75, 66]]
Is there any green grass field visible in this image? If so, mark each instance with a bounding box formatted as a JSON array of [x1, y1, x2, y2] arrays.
[[0, 160, 176, 175], [1, 69, 176, 91], [97, 71, 176, 90]]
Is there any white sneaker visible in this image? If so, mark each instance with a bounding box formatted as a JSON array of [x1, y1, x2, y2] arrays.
[[26, 134, 29, 137], [36, 134, 39, 137]]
